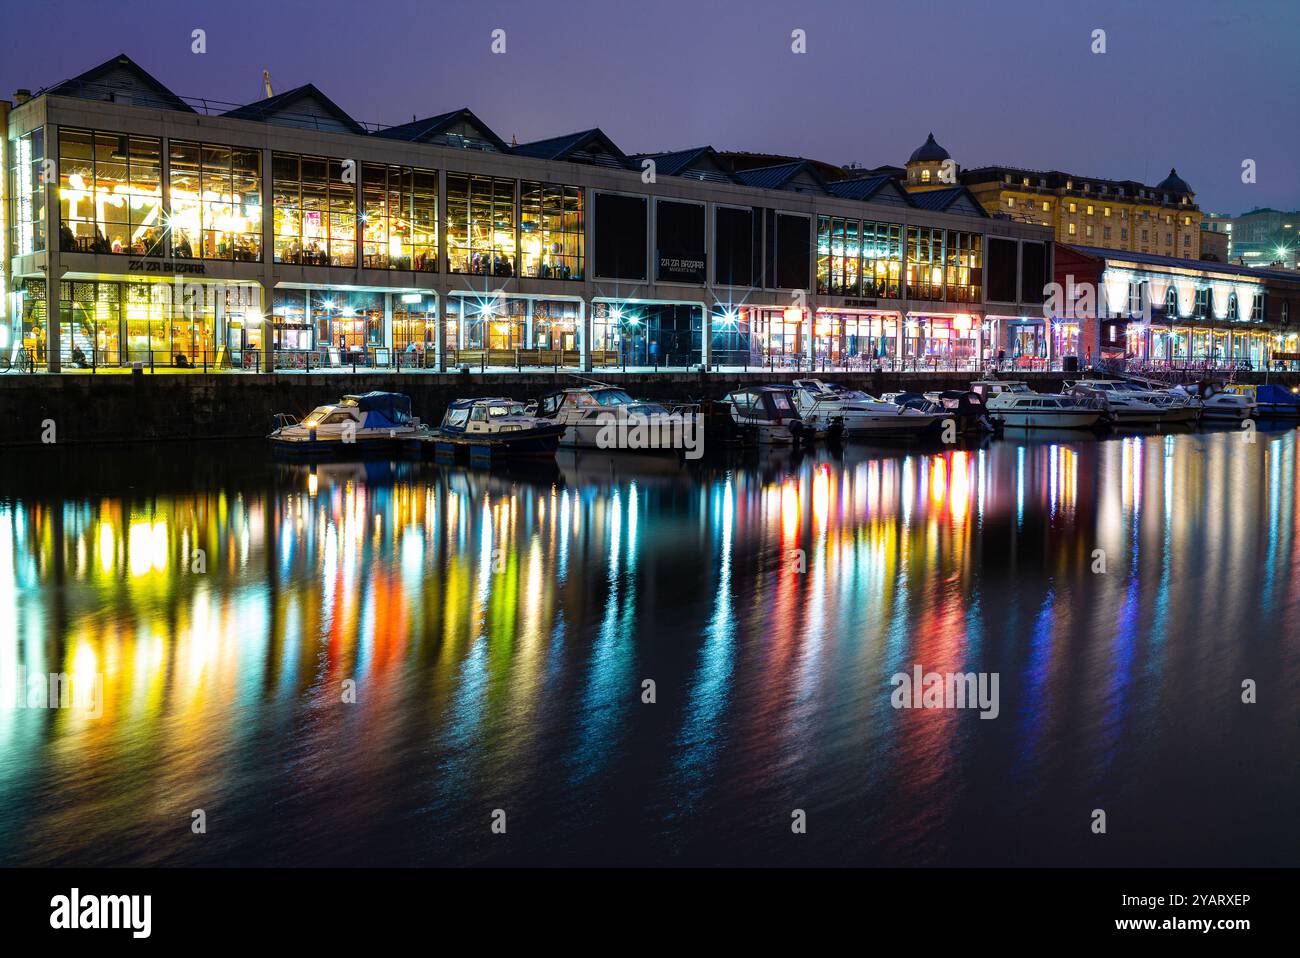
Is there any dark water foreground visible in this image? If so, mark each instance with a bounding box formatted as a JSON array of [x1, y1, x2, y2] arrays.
[[0, 429, 1297, 867]]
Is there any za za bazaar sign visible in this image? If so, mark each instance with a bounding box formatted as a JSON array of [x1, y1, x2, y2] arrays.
[[658, 255, 705, 283], [128, 259, 206, 274]]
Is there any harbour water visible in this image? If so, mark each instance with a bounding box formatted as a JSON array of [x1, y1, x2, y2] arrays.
[[1, 429, 1297, 866]]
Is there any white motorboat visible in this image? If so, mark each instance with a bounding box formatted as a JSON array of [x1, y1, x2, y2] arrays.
[[1171, 381, 1255, 421], [1065, 379, 1169, 425], [268, 391, 431, 454], [971, 381, 1108, 429], [721, 385, 809, 445], [533, 383, 682, 449], [792, 379, 943, 438], [424, 398, 566, 459]]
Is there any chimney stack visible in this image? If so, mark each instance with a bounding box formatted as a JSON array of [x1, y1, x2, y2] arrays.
[[14, 89, 32, 104]]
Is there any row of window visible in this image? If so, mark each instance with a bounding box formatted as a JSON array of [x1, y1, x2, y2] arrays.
[[1003, 174, 1191, 204], [57, 128, 261, 260], [15, 127, 1038, 296], [1111, 283, 1265, 321]]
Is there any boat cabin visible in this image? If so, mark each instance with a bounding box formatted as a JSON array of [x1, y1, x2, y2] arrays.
[[441, 398, 533, 433], [724, 386, 800, 422], [970, 380, 1033, 400]]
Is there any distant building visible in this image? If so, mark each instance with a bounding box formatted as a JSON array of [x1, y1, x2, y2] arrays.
[[1224, 208, 1298, 270], [1199, 223, 1230, 262], [960, 161, 1201, 258]]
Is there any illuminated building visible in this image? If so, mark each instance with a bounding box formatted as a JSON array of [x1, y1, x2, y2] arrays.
[[1215, 207, 1300, 270], [960, 162, 1202, 258], [5, 54, 1050, 373], [1054, 243, 1300, 366]]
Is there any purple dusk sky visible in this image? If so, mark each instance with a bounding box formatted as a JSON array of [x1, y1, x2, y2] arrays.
[[5, 0, 1297, 214]]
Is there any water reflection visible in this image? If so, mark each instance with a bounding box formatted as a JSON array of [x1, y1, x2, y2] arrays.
[[1, 430, 1298, 865]]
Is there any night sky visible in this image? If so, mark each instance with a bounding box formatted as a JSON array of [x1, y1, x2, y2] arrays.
[[5, 0, 1297, 213]]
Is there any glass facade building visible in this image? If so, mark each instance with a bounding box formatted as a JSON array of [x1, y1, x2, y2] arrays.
[[19, 52, 1209, 376]]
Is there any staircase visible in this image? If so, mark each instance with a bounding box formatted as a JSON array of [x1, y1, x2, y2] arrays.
[[58, 327, 96, 365]]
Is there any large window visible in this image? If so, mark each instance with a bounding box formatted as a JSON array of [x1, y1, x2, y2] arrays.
[[944, 231, 982, 303], [593, 193, 647, 280], [447, 173, 515, 275], [168, 140, 262, 261], [905, 228, 984, 302], [990, 240, 1027, 303], [273, 153, 356, 267], [1020, 242, 1047, 304], [655, 200, 706, 283], [9, 128, 46, 255], [774, 213, 811, 290], [862, 221, 902, 298], [59, 128, 163, 256], [714, 206, 756, 287], [362, 163, 437, 270], [816, 216, 902, 298], [906, 227, 945, 301], [54, 280, 217, 365], [520, 181, 583, 279], [817, 216, 856, 295]]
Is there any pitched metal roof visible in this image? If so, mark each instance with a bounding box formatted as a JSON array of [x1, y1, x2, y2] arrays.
[[511, 128, 628, 165], [628, 146, 733, 180], [45, 53, 196, 113], [733, 161, 827, 192], [373, 107, 507, 150], [905, 186, 989, 216], [826, 174, 898, 201], [222, 83, 366, 134]]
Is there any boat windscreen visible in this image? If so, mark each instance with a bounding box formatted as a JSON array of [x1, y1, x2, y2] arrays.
[[592, 389, 634, 406]]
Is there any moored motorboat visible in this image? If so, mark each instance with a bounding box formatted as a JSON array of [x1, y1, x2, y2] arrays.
[[892, 389, 996, 433], [792, 379, 941, 439], [420, 398, 566, 460], [268, 391, 430, 455], [721, 385, 811, 445], [1065, 379, 1167, 425], [1172, 381, 1255, 421], [1225, 383, 1300, 419], [532, 382, 689, 451], [971, 380, 1108, 429]]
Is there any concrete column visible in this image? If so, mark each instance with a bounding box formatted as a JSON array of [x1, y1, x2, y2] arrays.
[[435, 290, 446, 372], [383, 293, 394, 357], [582, 300, 593, 372], [261, 146, 275, 373], [700, 302, 711, 369], [214, 291, 225, 357], [805, 296, 816, 370], [45, 122, 61, 373], [258, 281, 272, 368]]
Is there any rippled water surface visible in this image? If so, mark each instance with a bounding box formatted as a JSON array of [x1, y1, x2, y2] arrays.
[[1, 429, 1297, 866]]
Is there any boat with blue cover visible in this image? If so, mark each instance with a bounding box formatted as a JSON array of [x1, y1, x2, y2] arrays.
[[268, 391, 431, 455], [1225, 383, 1300, 419]]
